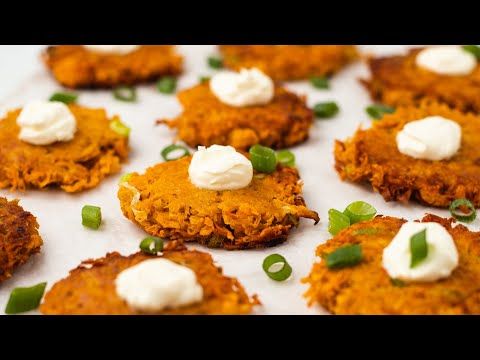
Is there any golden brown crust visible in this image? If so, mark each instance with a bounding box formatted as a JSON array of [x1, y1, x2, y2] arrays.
[[303, 214, 480, 314], [0, 105, 129, 193], [43, 45, 183, 88], [362, 47, 480, 112], [334, 101, 480, 208], [159, 82, 314, 150], [220, 45, 358, 81], [118, 157, 319, 250], [0, 197, 42, 283], [40, 241, 259, 315]]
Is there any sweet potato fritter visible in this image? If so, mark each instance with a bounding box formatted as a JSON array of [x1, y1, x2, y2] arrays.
[[118, 157, 319, 250], [0, 197, 42, 283], [303, 214, 480, 314], [219, 45, 358, 81], [362, 47, 480, 112], [334, 101, 480, 208], [43, 45, 183, 88], [40, 241, 259, 315], [159, 82, 314, 150], [0, 105, 129, 192]]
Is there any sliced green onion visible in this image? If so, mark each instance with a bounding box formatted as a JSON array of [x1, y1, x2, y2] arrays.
[[199, 76, 211, 84], [310, 76, 329, 89], [276, 150, 295, 167], [410, 229, 428, 268], [462, 45, 480, 60], [328, 208, 350, 235], [366, 104, 395, 120], [313, 101, 339, 118], [5, 282, 47, 314], [109, 119, 130, 137], [49, 92, 78, 104], [262, 254, 292, 281], [157, 76, 177, 94], [140, 236, 164, 255], [449, 198, 477, 223], [391, 278, 406, 287], [249, 144, 277, 173], [161, 144, 190, 162], [343, 201, 377, 224], [119, 173, 132, 184], [113, 86, 137, 102], [208, 56, 223, 69], [82, 205, 102, 230], [326, 244, 362, 269]]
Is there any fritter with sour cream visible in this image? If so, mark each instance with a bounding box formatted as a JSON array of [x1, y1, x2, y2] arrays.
[[117, 156, 319, 250], [40, 241, 259, 315], [219, 45, 358, 81], [334, 101, 480, 208], [43, 45, 183, 88], [303, 214, 480, 314]]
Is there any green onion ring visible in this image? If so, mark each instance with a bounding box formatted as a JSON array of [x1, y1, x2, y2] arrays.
[[207, 56, 223, 69], [49, 92, 78, 104], [410, 229, 428, 268], [109, 119, 131, 137], [343, 201, 377, 224], [462, 45, 480, 60], [249, 144, 277, 173], [276, 150, 295, 167], [5, 282, 47, 314], [326, 244, 362, 269], [262, 254, 292, 281], [328, 208, 351, 236], [310, 76, 329, 89], [119, 173, 132, 184], [366, 104, 395, 120], [449, 198, 477, 223], [113, 86, 137, 102], [161, 144, 190, 162], [82, 205, 102, 230], [157, 76, 177, 94], [140, 236, 164, 255]]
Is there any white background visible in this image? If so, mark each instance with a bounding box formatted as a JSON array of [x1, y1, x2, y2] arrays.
[[0, 45, 464, 315]]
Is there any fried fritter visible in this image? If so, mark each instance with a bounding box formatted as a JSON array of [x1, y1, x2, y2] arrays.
[[362, 47, 480, 112], [159, 82, 314, 150], [334, 101, 480, 208], [0, 197, 42, 283], [303, 214, 480, 314], [118, 157, 319, 250], [42, 45, 183, 88], [0, 105, 129, 192], [219, 45, 358, 81], [40, 241, 259, 314]]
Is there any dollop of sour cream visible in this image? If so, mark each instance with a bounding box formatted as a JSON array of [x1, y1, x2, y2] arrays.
[[382, 222, 459, 282], [416, 46, 477, 76], [115, 258, 203, 313], [17, 100, 77, 145], [210, 68, 274, 107], [189, 145, 253, 191], [83, 45, 140, 55], [396, 116, 461, 161]]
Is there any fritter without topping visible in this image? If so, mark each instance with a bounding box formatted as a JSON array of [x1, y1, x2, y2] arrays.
[[40, 241, 259, 315], [220, 45, 358, 81], [118, 157, 319, 250], [334, 101, 480, 207], [303, 214, 480, 314], [43, 45, 183, 88], [362, 47, 480, 112], [159, 82, 314, 150], [0, 197, 42, 283], [0, 105, 129, 192]]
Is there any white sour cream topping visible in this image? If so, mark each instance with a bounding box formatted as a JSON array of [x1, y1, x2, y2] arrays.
[[382, 222, 459, 282], [416, 46, 477, 76], [396, 116, 461, 161], [115, 258, 203, 313], [83, 45, 140, 55], [189, 145, 253, 191], [17, 101, 77, 145], [210, 68, 274, 107]]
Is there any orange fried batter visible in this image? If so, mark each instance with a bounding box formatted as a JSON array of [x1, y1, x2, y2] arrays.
[[334, 101, 480, 208], [159, 82, 314, 150], [0, 105, 129, 192], [0, 197, 42, 283], [362, 47, 480, 112], [303, 214, 480, 314], [118, 157, 319, 250], [220, 45, 358, 81], [43, 45, 183, 88], [40, 241, 259, 315]]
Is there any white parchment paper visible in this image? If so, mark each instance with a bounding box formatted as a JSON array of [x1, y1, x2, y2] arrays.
[[0, 45, 470, 315]]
